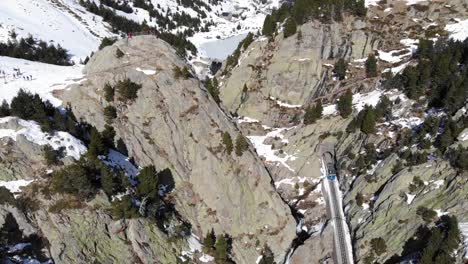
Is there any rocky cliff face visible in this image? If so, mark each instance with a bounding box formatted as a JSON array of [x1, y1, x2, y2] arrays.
[[61, 36, 297, 263], [214, 0, 468, 263], [219, 16, 379, 127]]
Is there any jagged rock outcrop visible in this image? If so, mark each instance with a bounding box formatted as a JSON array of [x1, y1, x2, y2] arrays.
[[219, 17, 379, 126], [33, 193, 184, 264], [289, 223, 335, 264], [62, 36, 297, 263], [0, 118, 49, 181]]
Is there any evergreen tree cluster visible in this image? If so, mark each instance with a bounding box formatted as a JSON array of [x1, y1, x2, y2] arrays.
[[0, 36, 71, 65], [387, 215, 460, 264], [116, 78, 142, 101], [346, 95, 392, 134], [448, 145, 468, 171], [173, 65, 192, 79], [388, 38, 468, 114], [352, 143, 378, 174], [79, 0, 197, 56], [42, 145, 65, 166], [202, 230, 235, 264], [52, 156, 128, 198], [99, 37, 118, 50], [262, 0, 367, 37], [100, 0, 133, 13], [0, 89, 81, 134], [204, 77, 220, 104]]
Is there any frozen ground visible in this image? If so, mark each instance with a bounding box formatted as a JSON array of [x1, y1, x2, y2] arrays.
[[0, 56, 84, 106]]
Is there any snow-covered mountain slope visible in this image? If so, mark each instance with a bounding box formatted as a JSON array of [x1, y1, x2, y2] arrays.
[[0, 56, 84, 106], [0, 0, 115, 61]]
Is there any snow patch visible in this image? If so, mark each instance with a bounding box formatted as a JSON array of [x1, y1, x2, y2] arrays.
[[435, 209, 449, 217], [378, 49, 411, 64], [199, 254, 215, 263], [135, 67, 156, 75], [0, 118, 87, 160], [445, 19, 468, 41], [247, 127, 297, 172], [406, 193, 416, 205], [236, 116, 259, 124], [270, 96, 302, 108], [0, 179, 33, 195]]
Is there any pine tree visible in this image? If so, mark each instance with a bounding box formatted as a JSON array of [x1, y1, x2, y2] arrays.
[[101, 166, 117, 196], [104, 83, 114, 102], [262, 14, 276, 37], [235, 134, 249, 156], [370, 237, 387, 256], [115, 48, 125, 58], [214, 234, 229, 263], [0, 100, 10, 117], [101, 124, 116, 149], [203, 229, 216, 253], [43, 145, 63, 166], [259, 245, 276, 264], [136, 166, 159, 200], [365, 54, 378, 78], [283, 17, 297, 38], [334, 58, 348, 80], [375, 95, 392, 120], [116, 138, 129, 156], [360, 106, 376, 134], [222, 132, 233, 155], [88, 128, 107, 157], [353, 0, 367, 17], [304, 101, 323, 125], [104, 105, 117, 123], [205, 77, 220, 104], [117, 79, 142, 101], [337, 89, 353, 118]]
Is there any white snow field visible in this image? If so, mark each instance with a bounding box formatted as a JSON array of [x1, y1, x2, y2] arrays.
[[0, 56, 85, 106], [0, 0, 114, 61], [0, 117, 87, 160]]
